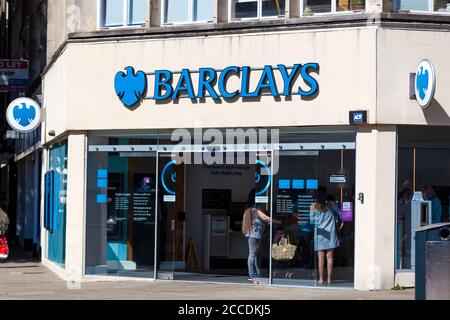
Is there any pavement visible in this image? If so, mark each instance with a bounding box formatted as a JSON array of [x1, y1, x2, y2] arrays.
[[0, 258, 414, 300]]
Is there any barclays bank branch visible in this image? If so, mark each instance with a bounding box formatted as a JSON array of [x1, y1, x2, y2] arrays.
[[40, 17, 450, 290]]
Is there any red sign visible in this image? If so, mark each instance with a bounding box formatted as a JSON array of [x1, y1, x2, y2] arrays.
[[0, 59, 29, 93]]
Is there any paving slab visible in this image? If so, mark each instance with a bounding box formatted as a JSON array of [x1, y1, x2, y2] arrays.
[[0, 260, 414, 300]]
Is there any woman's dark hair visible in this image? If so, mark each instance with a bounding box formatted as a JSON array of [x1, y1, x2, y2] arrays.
[[246, 188, 256, 209]]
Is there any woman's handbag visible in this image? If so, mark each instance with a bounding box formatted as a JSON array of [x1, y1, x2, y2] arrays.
[[0, 233, 9, 260], [271, 234, 297, 261]]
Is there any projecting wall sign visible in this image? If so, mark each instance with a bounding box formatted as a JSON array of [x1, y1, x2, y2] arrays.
[[415, 59, 436, 109], [6, 97, 41, 133], [114, 63, 320, 108]]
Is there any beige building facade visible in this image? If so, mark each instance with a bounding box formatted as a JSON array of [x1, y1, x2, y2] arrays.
[[39, 1, 450, 291]]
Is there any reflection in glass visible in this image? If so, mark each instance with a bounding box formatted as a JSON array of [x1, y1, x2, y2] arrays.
[[262, 0, 286, 17], [435, 0, 450, 11], [231, 0, 258, 19], [397, 0, 429, 11], [103, 0, 124, 27], [396, 128, 450, 270], [193, 0, 214, 21], [128, 0, 148, 25], [303, 0, 331, 14], [336, 0, 366, 11], [47, 141, 68, 266], [86, 138, 157, 278], [396, 148, 414, 269], [164, 0, 189, 23]]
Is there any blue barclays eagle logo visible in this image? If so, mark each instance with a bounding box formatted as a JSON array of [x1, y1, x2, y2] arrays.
[[114, 66, 147, 107], [416, 66, 429, 100], [13, 103, 36, 127]]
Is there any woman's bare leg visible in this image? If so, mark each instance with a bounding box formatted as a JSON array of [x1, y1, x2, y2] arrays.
[[326, 249, 334, 284], [318, 250, 325, 284]]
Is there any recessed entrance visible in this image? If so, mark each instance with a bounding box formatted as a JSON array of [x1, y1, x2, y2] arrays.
[[156, 146, 355, 287], [85, 131, 356, 288], [157, 151, 271, 284]]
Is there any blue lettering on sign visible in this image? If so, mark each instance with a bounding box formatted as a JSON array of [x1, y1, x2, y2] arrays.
[[198, 68, 219, 99], [114, 63, 320, 107], [218, 66, 240, 99], [173, 69, 195, 99], [353, 113, 363, 121], [278, 64, 301, 96], [154, 70, 173, 100], [299, 63, 319, 96]]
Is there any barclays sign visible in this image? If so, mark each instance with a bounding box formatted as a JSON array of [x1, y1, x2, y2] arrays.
[[415, 59, 436, 109], [114, 63, 320, 108]]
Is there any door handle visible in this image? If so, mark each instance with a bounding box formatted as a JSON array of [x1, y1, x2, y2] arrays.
[[171, 219, 175, 231]]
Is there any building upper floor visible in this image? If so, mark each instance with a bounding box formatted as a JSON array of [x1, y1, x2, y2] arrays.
[[48, 0, 450, 60]]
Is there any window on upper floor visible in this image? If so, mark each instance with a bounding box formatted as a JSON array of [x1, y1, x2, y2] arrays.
[[397, 0, 450, 12], [163, 0, 214, 24], [100, 0, 149, 28], [230, 0, 286, 20], [302, 0, 366, 15]]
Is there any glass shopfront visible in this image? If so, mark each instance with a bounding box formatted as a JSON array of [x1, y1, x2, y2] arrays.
[[47, 140, 68, 266], [85, 136, 158, 277], [85, 127, 355, 286], [396, 126, 450, 270], [156, 150, 273, 283], [272, 148, 355, 286]]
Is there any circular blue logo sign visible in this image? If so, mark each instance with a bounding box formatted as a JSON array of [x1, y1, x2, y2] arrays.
[[6, 97, 41, 133], [415, 59, 436, 109]]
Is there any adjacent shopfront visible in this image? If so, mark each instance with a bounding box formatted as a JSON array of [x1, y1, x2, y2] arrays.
[[40, 23, 450, 290]]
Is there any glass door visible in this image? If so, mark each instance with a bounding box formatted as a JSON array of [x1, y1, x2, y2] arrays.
[[156, 152, 185, 279], [271, 146, 355, 287], [252, 151, 273, 284], [85, 145, 157, 278], [157, 148, 274, 284], [271, 150, 319, 286]]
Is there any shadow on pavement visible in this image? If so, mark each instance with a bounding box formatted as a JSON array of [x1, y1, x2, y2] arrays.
[[0, 242, 40, 265]]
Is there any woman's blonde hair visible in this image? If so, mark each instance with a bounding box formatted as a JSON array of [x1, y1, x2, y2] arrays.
[[311, 201, 327, 213], [241, 207, 253, 235]]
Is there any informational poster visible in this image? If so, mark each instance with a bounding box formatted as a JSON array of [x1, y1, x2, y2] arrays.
[[340, 202, 353, 222], [297, 193, 314, 225], [132, 192, 153, 222], [114, 193, 130, 210], [276, 193, 294, 214], [275, 189, 315, 226], [132, 175, 155, 222]]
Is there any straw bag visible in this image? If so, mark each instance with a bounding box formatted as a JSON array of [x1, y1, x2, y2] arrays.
[[272, 234, 297, 261]]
